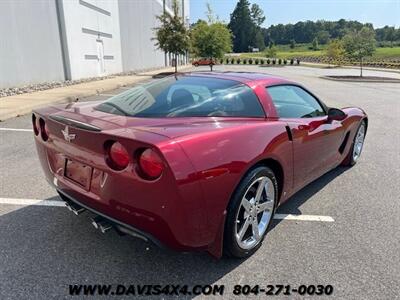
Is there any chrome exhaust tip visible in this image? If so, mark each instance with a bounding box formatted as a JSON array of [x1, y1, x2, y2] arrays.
[[91, 216, 113, 233], [65, 201, 86, 215]]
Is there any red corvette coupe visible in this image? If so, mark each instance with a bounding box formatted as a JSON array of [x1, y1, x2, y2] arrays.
[[33, 72, 367, 258]]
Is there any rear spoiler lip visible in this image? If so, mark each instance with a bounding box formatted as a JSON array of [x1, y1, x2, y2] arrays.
[[49, 115, 102, 132]]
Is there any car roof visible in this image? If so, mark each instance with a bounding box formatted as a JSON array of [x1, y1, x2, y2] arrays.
[[183, 71, 292, 86]]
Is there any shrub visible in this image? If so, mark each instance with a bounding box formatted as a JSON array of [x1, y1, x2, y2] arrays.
[[283, 59, 287, 65], [243, 59, 247, 64], [255, 59, 259, 64], [296, 59, 300, 65], [290, 59, 294, 65], [236, 58, 241, 64], [231, 58, 235, 64], [260, 59, 264, 64], [248, 58, 253, 64], [220, 58, 224, 64], [278, 58, 282, 65], [267, 59, 270, 64], [272, 59, 276, 65]]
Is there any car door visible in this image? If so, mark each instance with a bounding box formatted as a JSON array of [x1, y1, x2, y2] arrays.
[[266, 84, 345, 191]]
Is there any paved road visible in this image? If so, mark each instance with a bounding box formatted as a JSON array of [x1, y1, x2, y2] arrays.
[[0, 66, 399, 299]]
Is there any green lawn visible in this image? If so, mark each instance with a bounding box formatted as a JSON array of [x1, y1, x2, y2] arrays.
[[235, 44, 400, 61], [374, 47, 400, 59]]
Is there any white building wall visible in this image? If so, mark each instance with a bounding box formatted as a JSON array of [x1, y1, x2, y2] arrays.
[[0, 0, 65, 88], [0, 0, 189, 88], [118, 0, 166, 72], [61, 0, 123, 80]]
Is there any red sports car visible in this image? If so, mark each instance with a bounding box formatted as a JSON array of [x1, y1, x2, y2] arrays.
[[192, 58, 216, 67], [33, 72, 367, 258]]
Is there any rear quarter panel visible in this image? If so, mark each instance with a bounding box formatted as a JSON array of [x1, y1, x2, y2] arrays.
[[173, 120, 293, 243]]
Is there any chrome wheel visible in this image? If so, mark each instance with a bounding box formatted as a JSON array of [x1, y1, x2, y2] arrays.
[[235, 176, 275, 250], [353, 123, 366, 161]]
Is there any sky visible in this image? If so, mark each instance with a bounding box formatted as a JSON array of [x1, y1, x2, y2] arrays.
[[189, 0, 400, 28]]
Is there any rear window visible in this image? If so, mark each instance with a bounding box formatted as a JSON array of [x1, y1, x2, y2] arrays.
[[96, 76, 265, 118]]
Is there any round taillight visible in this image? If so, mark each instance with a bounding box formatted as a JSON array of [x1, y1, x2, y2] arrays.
[[108, 142, 130, 170], [32, 114, 39, 136], [39, 118, 49, 141], [138, 148, 164, 179]]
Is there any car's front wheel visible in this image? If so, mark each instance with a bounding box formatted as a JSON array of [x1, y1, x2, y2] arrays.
[[342, 120, 367, 166], [224, 166, 277, 258]]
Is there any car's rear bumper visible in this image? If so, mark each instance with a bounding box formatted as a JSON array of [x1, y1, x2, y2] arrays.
[[34, 140, 218, 256], [57, 189, 166, 249]]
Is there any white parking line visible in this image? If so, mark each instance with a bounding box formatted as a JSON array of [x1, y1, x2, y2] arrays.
[[0, 128, 33, 132], [99, 93, 117, 97], [0, 198, 65, 207], [0, 197, 334, 222], [274, 213, 335, 222]]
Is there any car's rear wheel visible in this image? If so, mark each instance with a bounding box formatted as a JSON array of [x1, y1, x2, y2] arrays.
[[224, 166, 277, 258], [342, 120, 366, 166], [194, 63, 199, 67]]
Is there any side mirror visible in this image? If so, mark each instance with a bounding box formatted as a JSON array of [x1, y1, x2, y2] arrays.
[[327, 108, 346, 121]]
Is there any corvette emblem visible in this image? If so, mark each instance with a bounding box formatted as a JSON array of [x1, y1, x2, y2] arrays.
[[61, 125, 76, 142]]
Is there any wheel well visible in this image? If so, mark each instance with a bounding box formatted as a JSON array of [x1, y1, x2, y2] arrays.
[[363, 117, 368, 131], [254, 158, 284, 201]]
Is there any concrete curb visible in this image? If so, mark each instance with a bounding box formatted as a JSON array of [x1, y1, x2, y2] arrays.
[[302, 62, 400, 74], [320, 76, 400, 83], [0, 66, 191, 121]]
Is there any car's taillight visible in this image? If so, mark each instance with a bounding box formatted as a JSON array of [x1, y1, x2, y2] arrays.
[[39, 118, 49, 141], [32, 114, 39, 136], [106, 141, 130, 170], [138, 148, 164, 180]]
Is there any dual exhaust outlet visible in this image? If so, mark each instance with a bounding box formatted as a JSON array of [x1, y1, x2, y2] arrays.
[[64, 200, 112, 233], [61, 195, 149, 243]]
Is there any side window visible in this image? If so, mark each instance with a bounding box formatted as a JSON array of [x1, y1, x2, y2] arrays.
[[267, 85, 326, 118]]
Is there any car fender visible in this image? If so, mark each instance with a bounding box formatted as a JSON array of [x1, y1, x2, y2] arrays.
[[174, 120, 293, 254]]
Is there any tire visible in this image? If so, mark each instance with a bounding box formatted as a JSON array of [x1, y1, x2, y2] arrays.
[[342, 120, 367, 166], [223, 166, 278, 258], [194, 63, 199, 67]]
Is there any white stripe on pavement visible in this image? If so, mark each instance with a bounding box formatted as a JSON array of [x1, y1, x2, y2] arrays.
[[0, 197, 334, 222], [0, 198, 65, 207], [274, 213, 334, 222], [99, 93, 117, 97], [0, 128, 33, 132]]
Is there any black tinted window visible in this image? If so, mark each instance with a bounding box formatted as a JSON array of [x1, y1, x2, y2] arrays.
[[96, 76, 265, 118], [267, 85, 325, 118]]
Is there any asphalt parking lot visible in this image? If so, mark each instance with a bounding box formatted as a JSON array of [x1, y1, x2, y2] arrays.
[[1, 65, 399, 299]]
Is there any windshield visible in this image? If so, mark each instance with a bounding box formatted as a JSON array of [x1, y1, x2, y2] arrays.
[[96, 76, 265, 118]]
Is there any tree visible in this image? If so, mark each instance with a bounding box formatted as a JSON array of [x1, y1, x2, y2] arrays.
[[385, 26, 396, 47], [312, 37, 319, 50], [228, 0, 254, 52], [253, 30, 266, 51], [316, 30, 330, 44], [153, 0, 190, 73], [205, 2, 217, 24], [263, 19, 400, 46], [290, 39, 296, 49], [249, 3, 266, 51], [342, 27, 376, 76], [250, 3, 265, 26], [191, 18, 232, 71], [265, 43, 277, 58], [326, 39, 344, 66]]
